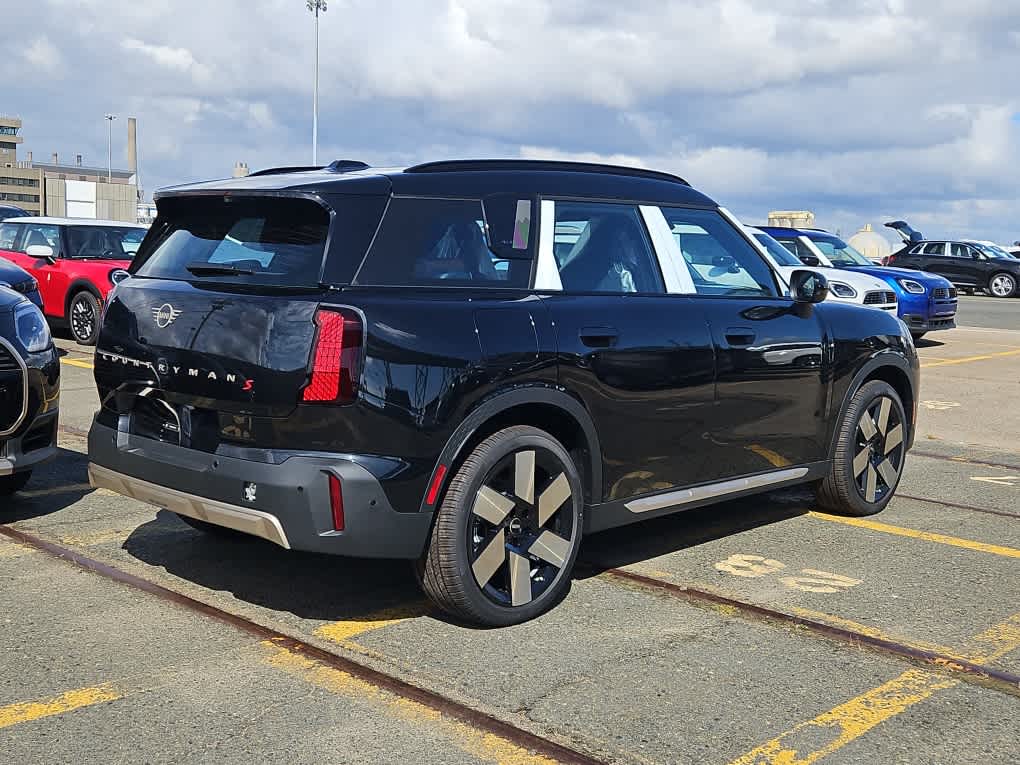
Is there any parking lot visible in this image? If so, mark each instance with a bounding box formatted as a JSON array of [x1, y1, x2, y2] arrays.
[[2, 295, 1018, 764]]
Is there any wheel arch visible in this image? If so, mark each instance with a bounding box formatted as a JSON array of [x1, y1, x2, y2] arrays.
[[418, 385, 603, 513], [829, 354, 917, 460], [63, 279, 103, 316]]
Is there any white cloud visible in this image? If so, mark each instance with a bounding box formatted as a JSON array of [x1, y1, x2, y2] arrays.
[[22, 36, 62, 73], [121, 38, 211, 83]]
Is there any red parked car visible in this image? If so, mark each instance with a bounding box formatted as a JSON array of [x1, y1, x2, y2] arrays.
[[0, 217, 146, 344]]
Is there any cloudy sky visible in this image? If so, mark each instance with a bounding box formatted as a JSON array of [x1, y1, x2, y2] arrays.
[[7, 0, 1020, 244]]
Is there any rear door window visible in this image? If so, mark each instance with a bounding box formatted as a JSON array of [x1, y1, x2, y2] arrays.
[[923, 242, 946, 256], [134, 197, 329, 287], [552, 201, 664, 294], [0, 222, 22, 250], [355, 197, 530, 288]]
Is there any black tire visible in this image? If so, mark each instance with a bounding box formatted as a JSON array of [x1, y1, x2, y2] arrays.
[[0, 471, 32, 496], [68, 290, 101, 345], [910, 332, 926, 341], [420, 426, 583, 627], [817, 380, 907, 517], [988, 272, 1017, 298], [174, 513, 246, 538]]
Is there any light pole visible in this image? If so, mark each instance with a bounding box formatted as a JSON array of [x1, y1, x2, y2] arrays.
[[104, 114, 117, 181], [306, 0, 327, 166]]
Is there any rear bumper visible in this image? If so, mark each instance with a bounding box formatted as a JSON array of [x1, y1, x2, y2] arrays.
[[87, 421, 434, 559]]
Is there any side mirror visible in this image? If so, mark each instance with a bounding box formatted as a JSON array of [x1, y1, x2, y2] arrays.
[[790, 269, 829, 304], [26, 244, 55, 264], [798, 254, 821, 267]]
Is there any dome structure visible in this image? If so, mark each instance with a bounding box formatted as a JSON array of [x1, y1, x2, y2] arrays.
[[849, 223, 892, 263]]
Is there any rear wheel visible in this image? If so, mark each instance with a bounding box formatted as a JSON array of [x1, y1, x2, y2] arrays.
[[817, 381, 906, 517], [68, 291, 101, 345], [0, 472, 32, 496], [420, 426, 583, 626], [989, 272, 1017, 298]]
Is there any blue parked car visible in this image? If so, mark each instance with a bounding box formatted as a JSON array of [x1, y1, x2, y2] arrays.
[[0, 258, 42, 310], [759, 226, 957, 340]]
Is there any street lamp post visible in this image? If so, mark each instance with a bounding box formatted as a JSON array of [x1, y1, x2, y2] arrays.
[[306, 0, 327, 166], [104, 114, 116, 181]]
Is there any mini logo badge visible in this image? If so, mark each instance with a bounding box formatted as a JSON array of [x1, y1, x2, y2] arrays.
[[152, 303, 182, 328], [243, 482, 257, 503]]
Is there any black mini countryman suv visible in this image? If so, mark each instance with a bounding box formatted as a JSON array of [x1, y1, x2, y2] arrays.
[[88, 160, 919, 625]]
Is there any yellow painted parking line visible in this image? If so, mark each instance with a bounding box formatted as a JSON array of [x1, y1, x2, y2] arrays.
[[729, 611, 1020, 764], [920, 347, 1020, 368], [746, 444, 792, 468], [262, 642, 558, 765], [728, 668, 957, 765], [0, 684, 121, 730], [60, 357, 94, 369], [315, 604, 424, 644], [807, 512, 1020, 559]]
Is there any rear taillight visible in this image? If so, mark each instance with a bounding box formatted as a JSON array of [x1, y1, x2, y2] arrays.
[[302, 308, 363, 403], [329, 473, 345, 531]]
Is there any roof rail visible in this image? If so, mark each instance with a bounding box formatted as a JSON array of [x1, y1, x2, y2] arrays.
[[248, 165, 324, 177], [248, 159, 370, 178], [404, 159, 689, 186]]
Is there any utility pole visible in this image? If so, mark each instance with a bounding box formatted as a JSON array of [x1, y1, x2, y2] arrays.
[[104, 114, 117, 180], [306, 0, 327, 166]]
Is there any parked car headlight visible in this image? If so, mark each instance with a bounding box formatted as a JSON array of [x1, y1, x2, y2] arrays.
[[828, 282, 857, 299], [899, 279, 926, 294], [14, 300, 52, 353]]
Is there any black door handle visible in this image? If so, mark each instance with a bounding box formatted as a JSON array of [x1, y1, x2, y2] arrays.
[[579, 326, 619, 348], [725, 327, 756, 347]]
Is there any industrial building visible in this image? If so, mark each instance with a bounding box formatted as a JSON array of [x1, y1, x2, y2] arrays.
[[0, 114, 140, 222]]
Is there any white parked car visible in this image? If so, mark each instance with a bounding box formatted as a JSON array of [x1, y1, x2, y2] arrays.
[[744, 227, 897, 313]]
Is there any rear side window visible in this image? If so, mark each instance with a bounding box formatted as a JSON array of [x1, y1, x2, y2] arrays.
[[553, 201, 663, 294], [0, 223, 21, 250], [661, 208, 777, 297], [134, 197, 329, 287], [355, 197, 530, 288]]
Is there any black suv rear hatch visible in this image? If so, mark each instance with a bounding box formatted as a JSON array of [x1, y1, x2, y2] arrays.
[[96, 195, 343, 448]]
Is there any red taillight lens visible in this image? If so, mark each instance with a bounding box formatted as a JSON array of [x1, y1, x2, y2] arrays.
[[329, 474, 345, 531], [302, 308, 363, 403]]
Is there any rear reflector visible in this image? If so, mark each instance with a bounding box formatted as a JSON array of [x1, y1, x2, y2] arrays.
[[302, 308, 363, 403], [329, 474, 345, 531], [425, 464, 448, 506]]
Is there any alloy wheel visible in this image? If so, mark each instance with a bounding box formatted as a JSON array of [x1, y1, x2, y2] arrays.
[[990, 274, 1015, 297], [468, 448, 576, 607], [70, 296, 96, 342], [853, 395, 904, 503]]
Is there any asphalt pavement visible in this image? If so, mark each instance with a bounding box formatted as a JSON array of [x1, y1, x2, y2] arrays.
[[2, 307, 1019, 764]]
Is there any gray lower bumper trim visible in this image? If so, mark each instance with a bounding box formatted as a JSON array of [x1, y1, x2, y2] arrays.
[[88, 463, 291, 549]]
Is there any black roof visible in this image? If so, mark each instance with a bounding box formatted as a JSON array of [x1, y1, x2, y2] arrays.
[[156, 159, 717, 207]]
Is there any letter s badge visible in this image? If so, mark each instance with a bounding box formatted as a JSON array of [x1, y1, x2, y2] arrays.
[[243, 379, 254, 392]]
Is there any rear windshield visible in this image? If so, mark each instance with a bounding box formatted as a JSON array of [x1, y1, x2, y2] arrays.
[[134, 197, 329, 287]]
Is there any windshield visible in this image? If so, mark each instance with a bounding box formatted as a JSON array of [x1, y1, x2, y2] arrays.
[[752, 232, 802, 267], [808, 235, 872, 266], [973, 242, 1016, 259], [67, 226, 147, 259]]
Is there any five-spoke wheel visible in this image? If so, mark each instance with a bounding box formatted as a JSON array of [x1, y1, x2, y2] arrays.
[[420, 426, 583, 626], [817, 380, 907, 516], [989, 272, 1016, 298]]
